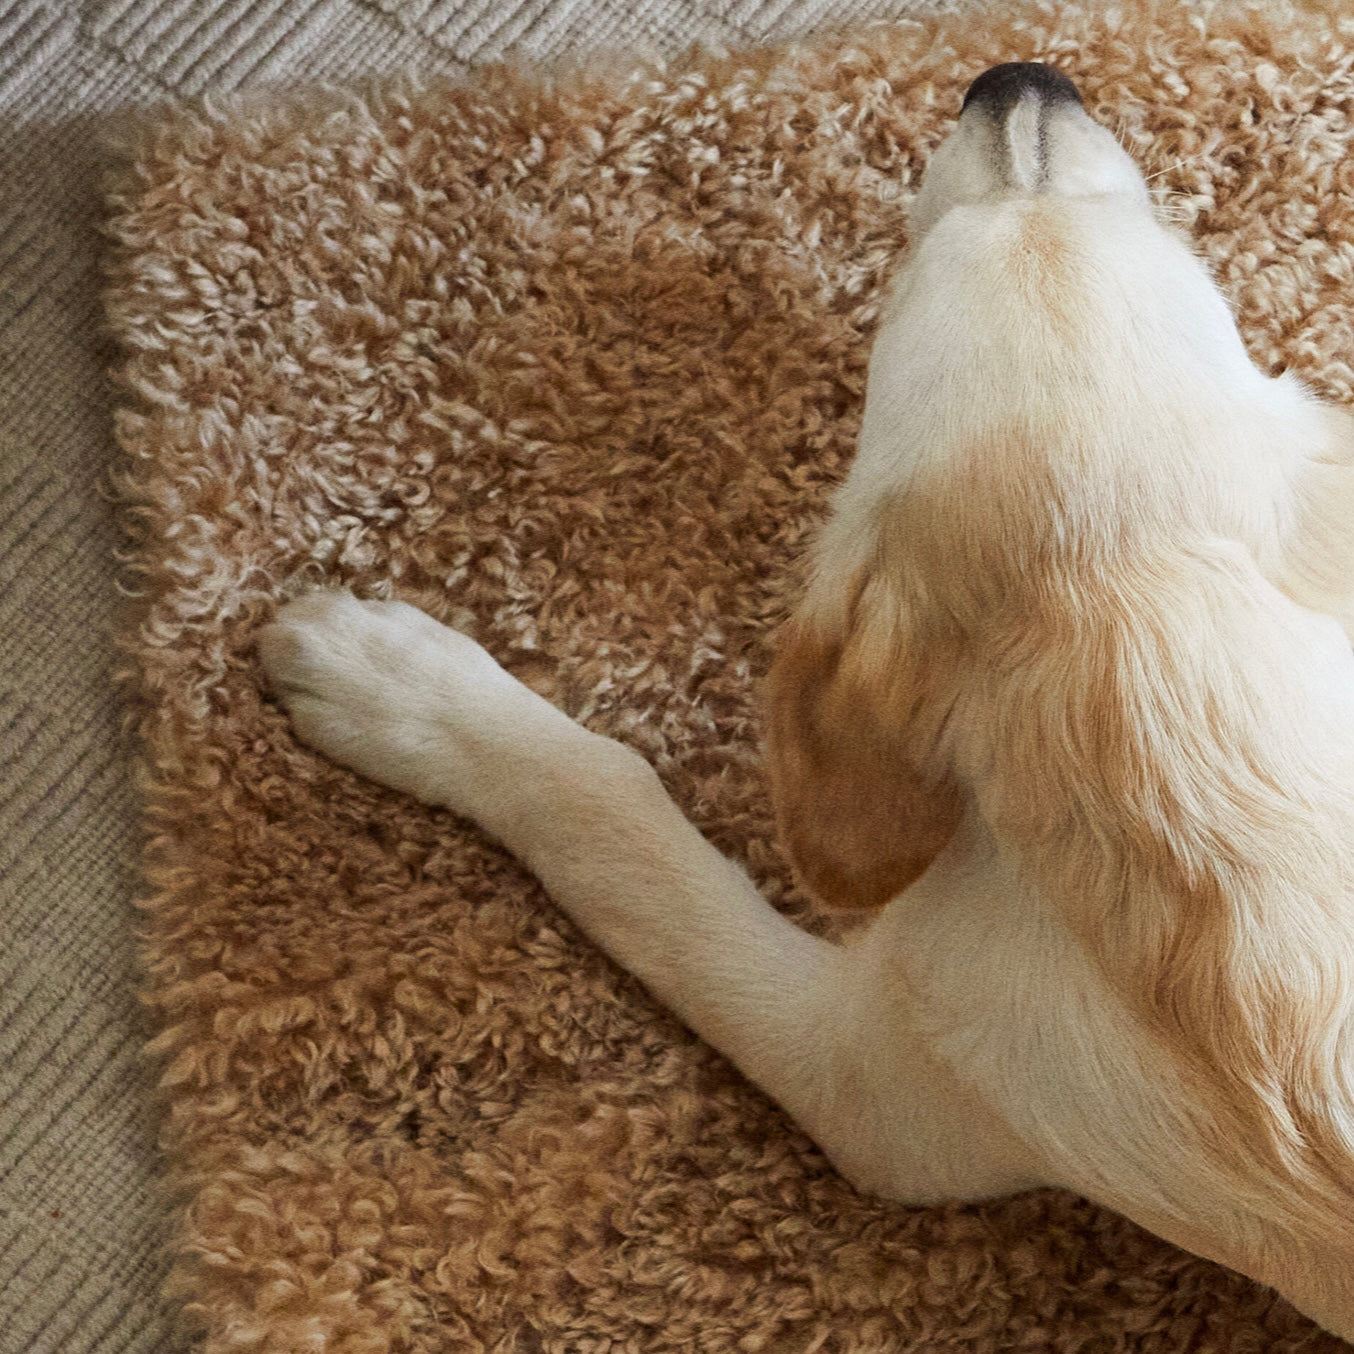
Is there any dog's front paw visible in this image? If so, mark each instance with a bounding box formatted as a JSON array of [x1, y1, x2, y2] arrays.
[[258, 590, 522, 811]]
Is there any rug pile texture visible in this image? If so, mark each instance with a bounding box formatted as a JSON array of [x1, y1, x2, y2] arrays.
[[105, 1, 1354, 1348]]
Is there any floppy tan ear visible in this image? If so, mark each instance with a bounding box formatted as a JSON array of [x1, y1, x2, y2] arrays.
[[766, 571, 963, 910]]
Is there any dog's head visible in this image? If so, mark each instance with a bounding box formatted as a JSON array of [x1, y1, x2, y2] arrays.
[[767, 61, 1342, 911]]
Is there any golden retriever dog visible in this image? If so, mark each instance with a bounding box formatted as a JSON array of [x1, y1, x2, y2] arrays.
[[260, 63, 1354, 1339]]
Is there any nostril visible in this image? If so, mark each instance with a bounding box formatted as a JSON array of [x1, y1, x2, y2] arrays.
[[961, 62, 1082, 116]]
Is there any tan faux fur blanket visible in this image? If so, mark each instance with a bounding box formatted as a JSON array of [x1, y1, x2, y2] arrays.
[[105, 1, 1354, 1348]]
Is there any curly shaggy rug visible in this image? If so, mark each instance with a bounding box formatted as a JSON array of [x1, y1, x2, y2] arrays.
[[105, 1, 1354, 1349]]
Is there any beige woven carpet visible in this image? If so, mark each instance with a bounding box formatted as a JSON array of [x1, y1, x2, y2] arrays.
[[99, 0, 1354, 1350], [0, 4, 970, 1352]]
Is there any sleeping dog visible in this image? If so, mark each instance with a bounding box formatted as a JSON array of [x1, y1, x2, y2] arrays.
[[260, 64, 1354, 1339]]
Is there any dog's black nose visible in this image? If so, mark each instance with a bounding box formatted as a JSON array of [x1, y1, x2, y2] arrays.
[[961, 62, 1082, 117]]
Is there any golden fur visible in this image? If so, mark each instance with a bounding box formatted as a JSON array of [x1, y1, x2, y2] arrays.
[[766, 117, 1354, 1321]]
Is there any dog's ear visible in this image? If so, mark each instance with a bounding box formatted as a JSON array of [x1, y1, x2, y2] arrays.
[[766, 568, 963, 910]]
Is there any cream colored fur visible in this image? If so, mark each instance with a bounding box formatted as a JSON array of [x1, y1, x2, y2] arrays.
[[259, 74, 1354, 1341]]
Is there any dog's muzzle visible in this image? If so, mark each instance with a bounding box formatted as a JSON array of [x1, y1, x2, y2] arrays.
[[957, 62, 1085, 194]]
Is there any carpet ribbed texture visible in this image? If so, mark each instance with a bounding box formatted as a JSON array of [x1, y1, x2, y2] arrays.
[[104, 2, 1354, 1350]]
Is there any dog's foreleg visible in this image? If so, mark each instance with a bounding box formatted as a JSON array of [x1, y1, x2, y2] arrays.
[[258, 591, 1040, 1204], [258, 593, 864, 1154]]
